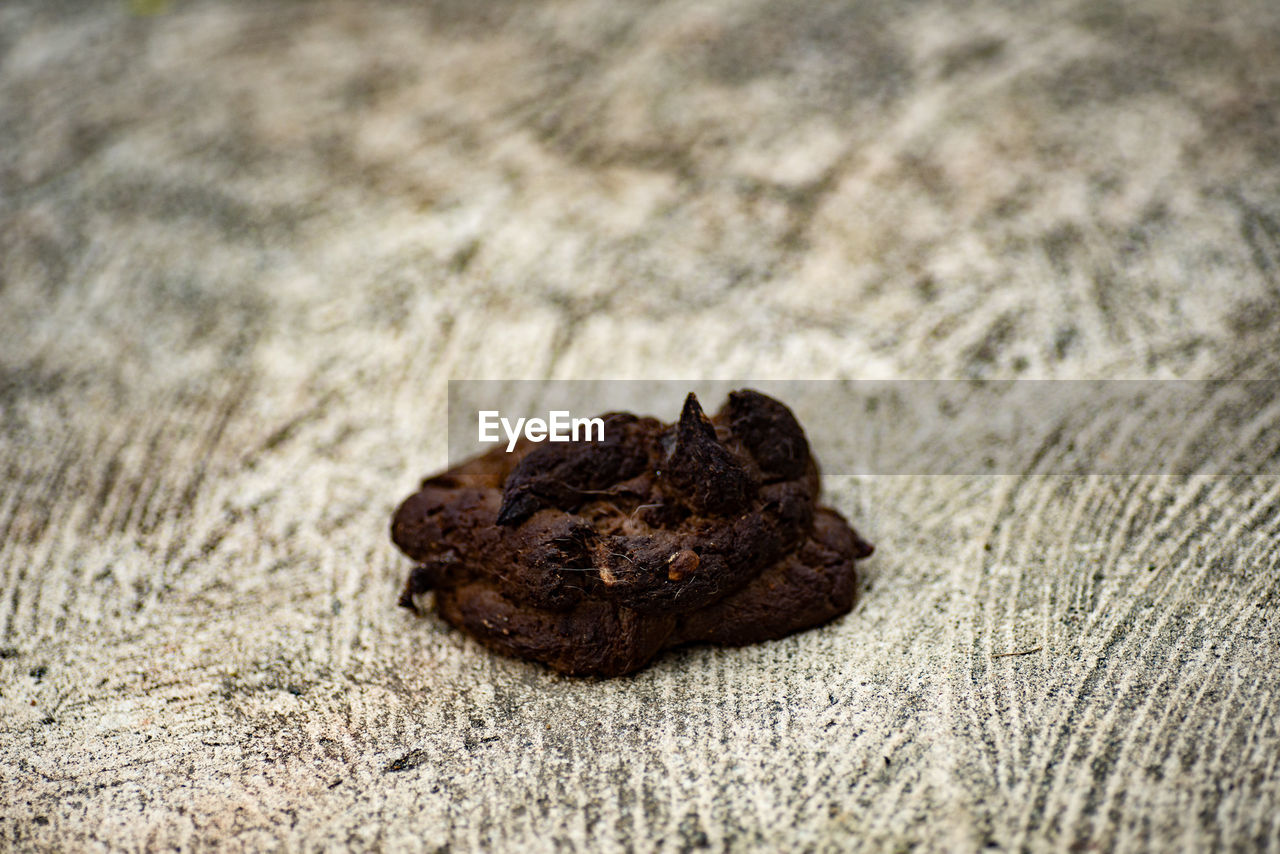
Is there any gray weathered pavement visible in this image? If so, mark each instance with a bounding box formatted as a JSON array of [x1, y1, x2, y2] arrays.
[[2, 1, 1279, 850]]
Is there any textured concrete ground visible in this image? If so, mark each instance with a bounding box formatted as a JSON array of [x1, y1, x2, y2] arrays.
[[2, 0, 1279, 851]]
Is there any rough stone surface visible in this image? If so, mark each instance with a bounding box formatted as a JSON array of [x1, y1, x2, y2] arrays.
[[1, 0, 1279, 851]]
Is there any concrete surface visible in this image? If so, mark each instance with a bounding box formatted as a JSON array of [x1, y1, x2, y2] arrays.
[[1, 0, 1278, 850]]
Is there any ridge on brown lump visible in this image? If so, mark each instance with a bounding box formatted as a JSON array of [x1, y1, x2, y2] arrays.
[[390, 389, 874, 676]]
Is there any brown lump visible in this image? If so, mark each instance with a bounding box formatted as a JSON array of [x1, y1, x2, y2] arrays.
[[390, 389, 874, 676]]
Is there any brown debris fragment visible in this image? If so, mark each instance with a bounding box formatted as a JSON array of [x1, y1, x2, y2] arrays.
[[390, 389, 874, 676]]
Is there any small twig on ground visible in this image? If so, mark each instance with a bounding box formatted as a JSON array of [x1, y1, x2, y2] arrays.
[[991, 646, 1043, 659]]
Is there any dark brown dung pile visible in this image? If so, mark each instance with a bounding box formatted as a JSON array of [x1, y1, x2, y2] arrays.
[[392, 389, 874, 676]]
